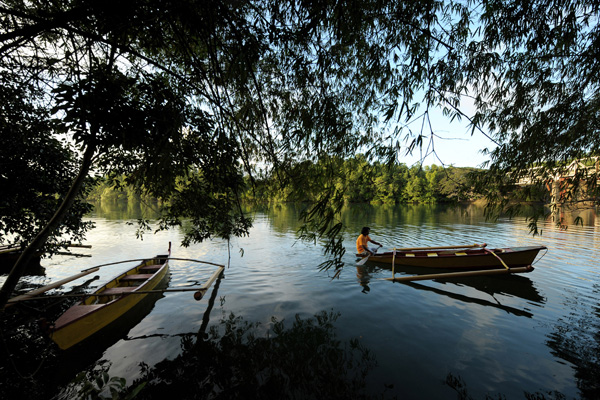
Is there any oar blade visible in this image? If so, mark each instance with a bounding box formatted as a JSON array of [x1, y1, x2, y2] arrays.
[[356, 256, 370, 266], [356, 245, 381, 266]]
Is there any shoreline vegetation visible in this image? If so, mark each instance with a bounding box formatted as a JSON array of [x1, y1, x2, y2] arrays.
[[88, 160, 491, 207], [88, 157, 552, 209]]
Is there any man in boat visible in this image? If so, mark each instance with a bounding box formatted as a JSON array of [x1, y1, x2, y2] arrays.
[[356, 227, 381, 256]]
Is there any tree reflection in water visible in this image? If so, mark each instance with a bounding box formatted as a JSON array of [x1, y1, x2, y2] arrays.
[[133, 273, 383, 400], [445, 304, 600, 400], [134, 311, 380, 399], [445, 373, 567, 400], [546, 307, 600, 399]]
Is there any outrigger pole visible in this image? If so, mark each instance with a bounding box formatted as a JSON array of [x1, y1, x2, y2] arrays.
[[385, 266, 534, 283], [4, 267, 100, 308], [6, 257, 225, 307]]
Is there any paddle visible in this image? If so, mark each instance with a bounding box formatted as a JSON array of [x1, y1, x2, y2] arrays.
[[356, 245, 382, 266]]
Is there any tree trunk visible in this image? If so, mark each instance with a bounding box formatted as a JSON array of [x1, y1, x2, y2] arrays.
[[0, 143, 95, 310]]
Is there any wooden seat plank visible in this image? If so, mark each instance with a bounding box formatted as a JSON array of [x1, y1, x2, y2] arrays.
[[121, 274, 151, 282], [139, 264, 162, 272], [100, 287, 137, 296]]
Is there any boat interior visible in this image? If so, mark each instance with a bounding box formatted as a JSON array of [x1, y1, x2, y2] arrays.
[[84, 255, 168, 305]]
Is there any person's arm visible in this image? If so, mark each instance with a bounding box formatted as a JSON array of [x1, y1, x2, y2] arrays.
[[369, 239, 381, 247]]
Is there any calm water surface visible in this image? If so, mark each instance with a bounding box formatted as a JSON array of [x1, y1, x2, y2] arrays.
[[7, 203, 600, 399]]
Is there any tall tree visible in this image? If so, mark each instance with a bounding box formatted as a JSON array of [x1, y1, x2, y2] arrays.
[[466, 1, 600, 229], [0, 1, 254, 306]]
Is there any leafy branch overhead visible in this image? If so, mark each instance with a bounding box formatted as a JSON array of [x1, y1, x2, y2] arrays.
[[1, 1, 598, 276]]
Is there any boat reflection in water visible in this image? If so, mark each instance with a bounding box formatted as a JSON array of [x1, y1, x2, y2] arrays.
[[356, 261, 545, 318]]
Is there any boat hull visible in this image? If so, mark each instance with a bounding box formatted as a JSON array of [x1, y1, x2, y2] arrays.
[[359, 246, 546, 269], [50, 251, 170, 350]]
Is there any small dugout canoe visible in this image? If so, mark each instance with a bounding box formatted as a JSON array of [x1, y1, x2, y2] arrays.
[[357, 245, 547, 270], [49, 244, 171, 350]]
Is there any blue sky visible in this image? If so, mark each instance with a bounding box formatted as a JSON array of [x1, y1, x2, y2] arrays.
[[400, 114, 495, 168], [394, 98, 496, 169]]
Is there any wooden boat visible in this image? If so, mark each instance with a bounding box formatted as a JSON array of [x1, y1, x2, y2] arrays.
[[49, 244, 171, 350], [357, 244, 546, 270]]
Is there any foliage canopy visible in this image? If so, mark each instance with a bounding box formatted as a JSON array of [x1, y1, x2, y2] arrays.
[[1, 0, 599, 296]]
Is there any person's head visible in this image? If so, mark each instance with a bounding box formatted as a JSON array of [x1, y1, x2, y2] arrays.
[[361, 227, 370, 236]]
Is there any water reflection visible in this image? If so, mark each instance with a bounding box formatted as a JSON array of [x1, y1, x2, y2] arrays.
[[356, 265, 372, 293], [90, 199, 162, 220], [250, 203, 492, 238], [551, 205, 600, 228], [125, 274, 383, 400], [356, 262, 545, 305], [0, 275, 102, 399], [544, 273, 600, 399], [2, 202, 598, 399], [402, 281, 534, 318]]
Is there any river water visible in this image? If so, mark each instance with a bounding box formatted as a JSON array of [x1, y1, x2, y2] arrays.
[[6, 203, 600, 399]]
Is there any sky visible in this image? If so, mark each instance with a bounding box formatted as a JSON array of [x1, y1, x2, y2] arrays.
[[400, 113, 495, 169], [394, 99, 496, 169]]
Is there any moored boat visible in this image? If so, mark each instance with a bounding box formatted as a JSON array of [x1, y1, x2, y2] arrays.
[[357, 244, 547, 270], [49, 244, 171, 350]]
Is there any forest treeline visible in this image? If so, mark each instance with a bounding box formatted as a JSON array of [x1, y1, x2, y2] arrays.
[[88, 156, 483, 206], [244, 157, 482, 204]]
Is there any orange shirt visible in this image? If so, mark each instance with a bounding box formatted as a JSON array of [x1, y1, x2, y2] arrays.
[[356, 234, 371, 253]]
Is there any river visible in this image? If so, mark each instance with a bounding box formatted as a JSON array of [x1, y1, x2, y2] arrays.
[[3, 203, 600, 399]]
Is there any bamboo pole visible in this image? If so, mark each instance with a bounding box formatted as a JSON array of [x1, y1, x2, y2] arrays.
[[391, 243, 486, 252], [7, 286, 214, 302], [0, 243, 90, 256], [55, 252, 92, 257], [193, 266, 225, 300], [6, 266, 226, 304], [384, 266, 533, 282], [53, 257, 223, 270], [0, 247, 20, 255], [167, 258, 225, 268], [5, 267, 100, 307]]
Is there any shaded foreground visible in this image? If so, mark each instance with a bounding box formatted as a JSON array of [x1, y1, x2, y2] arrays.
[[59, 271, 384, 399], [2, 269, 599, 400], [2, 273, 383, 399], [132, 311, 380, 400]]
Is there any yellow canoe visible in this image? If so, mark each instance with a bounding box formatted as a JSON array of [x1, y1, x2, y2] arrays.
[[49, 245, 171, 350]]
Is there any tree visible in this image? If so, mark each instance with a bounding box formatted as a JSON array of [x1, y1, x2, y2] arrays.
[[403, 166, 426, 202], [0, 77, 95, 253], [424, 165, 440, 203], [463, 1, 600, 230], [0, 0, 255, 306], [1, 0, 599, 306]]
